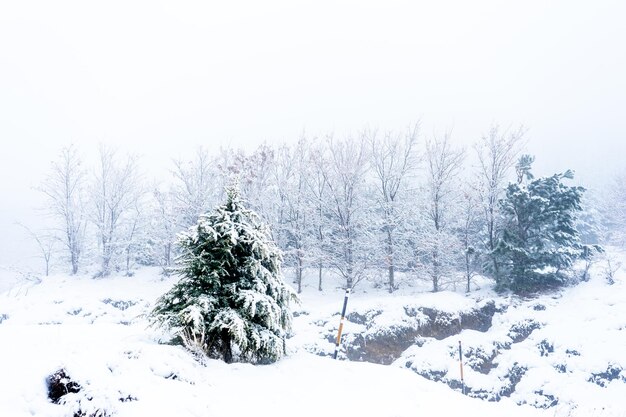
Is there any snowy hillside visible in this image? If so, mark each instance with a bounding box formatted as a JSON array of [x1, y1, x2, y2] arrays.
[[291, 253, 626, 416], [1, 255, 624, 416]]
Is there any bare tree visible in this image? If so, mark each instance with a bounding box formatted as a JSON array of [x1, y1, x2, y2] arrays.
[[212, 144, 276, 222], [603, 255, 621, 285], [458, 186, 482, 292], [171, 147, 217, 229], [120, 200, 145, 276], [369, 125, 419, 292], [271, 139, 310, 293], [38, 145, 86, 274], [90, 145, 143, 276], [321, 134, 370, 289], [474, 125, 525, 280], [421, 133, 465, 292], [240, 143, 276, 221], [16, 223, 56, 276], [307, 139, 331, 291], [601, 173, 626, 246], [151, 188, 179, 273]]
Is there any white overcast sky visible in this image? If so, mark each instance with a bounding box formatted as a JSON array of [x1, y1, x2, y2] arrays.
[[1, 0, 625, 267]]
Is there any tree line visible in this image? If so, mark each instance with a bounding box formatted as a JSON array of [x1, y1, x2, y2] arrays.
[[32, 124, 611, 293]]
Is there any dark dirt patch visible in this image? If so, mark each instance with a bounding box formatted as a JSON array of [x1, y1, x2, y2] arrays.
[[47, 369, 82, 404]]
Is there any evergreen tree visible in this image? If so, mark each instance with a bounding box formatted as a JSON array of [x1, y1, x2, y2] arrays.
[[494, 158, 596, 292], [150, 186, 295, 364]]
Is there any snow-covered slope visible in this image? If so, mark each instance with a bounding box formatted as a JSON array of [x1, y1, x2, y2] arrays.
[[0, 257, 624, 416], [291, 254, 626, 416]]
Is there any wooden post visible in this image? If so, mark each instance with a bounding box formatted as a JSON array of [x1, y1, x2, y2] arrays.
[[333, 288, 351, 359]]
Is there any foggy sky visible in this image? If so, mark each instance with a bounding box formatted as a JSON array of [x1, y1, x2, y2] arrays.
[[1, 0, 625, 268]]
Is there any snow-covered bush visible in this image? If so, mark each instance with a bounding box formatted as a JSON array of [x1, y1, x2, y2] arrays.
[[150, 186, 295, 364]]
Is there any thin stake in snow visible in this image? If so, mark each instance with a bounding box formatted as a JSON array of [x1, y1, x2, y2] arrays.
[[459, 340, 465, 395], [333, 288, 351, 359]]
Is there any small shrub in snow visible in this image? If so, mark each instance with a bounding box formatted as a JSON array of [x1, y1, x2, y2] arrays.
[[150, 187, 295, 364], [603, 256, 621, 285]]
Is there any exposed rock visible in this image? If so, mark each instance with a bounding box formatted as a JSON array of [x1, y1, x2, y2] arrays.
[[118, 395, 138, 402], [531, 390, 559, 408], [588, 365, 623, 388], [459, 301, 498, 332], [345, 327, 418, 364], [343, 301, 498, 365], [408, 360, 526, 402], [537, 339, 554, 357], [507, 319, 542, 343], [46, 369, 116, 417], [73, 410, 111, 417], [499, 363, 527, 398], [463, 345, 499, 374], [346, 310, 382, 325], [101, 299, 137, 310], [47, 369, 82, 404]]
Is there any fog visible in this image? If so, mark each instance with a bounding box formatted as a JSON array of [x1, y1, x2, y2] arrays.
[[1, 0, 625, 267]]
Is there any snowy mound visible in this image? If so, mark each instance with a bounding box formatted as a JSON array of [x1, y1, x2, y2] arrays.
[[290, 257, 626, 416], [1, 261, 624, 417], [0, 268, 546, 417]]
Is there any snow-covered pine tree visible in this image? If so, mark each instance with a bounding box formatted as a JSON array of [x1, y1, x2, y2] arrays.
[[150, 186, 295, 364], [494, 157, 596, 292]]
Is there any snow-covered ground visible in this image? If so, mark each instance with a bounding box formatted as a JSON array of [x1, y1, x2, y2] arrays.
[[1, 252, 625, 417]]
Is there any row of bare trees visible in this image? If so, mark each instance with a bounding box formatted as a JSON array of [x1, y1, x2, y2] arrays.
[[36, 145, 144, 277], [33, 125, 531, 292]]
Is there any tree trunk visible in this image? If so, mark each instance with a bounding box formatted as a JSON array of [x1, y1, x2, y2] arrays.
[[70, 245, 79, 275], [346, 235, 354, 289], [465, 252, 471, 293], [318, 262, 323, 291], [296, 255, 303, 294], [386, 228, 395, 293], [221, 329, 232, 363], [432, 247, 440, 292]]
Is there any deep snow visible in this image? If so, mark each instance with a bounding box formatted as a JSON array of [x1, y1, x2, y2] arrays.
[[0, 252, 625, 416]]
